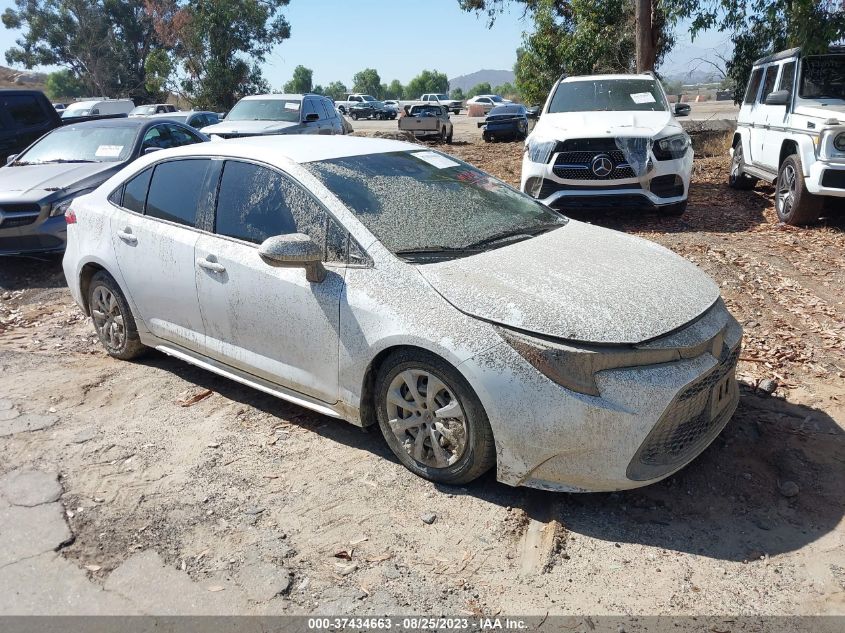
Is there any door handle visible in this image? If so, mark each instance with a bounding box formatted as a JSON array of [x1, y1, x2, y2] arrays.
[[196, 257, 225, 273], [117, 229, 137, 244]]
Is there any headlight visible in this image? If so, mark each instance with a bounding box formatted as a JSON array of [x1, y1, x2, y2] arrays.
[[653, 133, 691, 160], [525, 139, 557, 164], [497, 327, 679, 396], [50, 198, 75, 218], [834, 133, 845, 152]]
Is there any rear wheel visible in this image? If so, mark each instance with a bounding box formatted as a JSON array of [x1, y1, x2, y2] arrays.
[[88, 271, 146, 360], [375, 350, 496, 485], [775, 154, 822, 225], [440, 127, 448, 143], [728, 142, 757, 190], [351, 112, 359, 121]]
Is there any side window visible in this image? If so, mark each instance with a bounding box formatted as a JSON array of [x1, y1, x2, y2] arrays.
[[165, 124, 202, 147], [146, 159, 208, 227], [121, 167, 153, 213], [214, 160, 348, 263], [759, 65, 779, 103], [779, 61, 796, 93], [141, 126, 171, 151], [3, 95, 49, 126], [320, 100, 335, 120], [302, 98, 321, 120], [743, 68, 763, 104], [351, 96, 361, 103]]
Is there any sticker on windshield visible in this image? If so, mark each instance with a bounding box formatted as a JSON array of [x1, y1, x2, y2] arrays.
[[284, 102, 301, 110], [95, 145, 123, 158], [630, 92, 656, 104], [411, 151, 460, 169]]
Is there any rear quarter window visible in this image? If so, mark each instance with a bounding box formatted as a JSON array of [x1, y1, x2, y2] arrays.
[[743, 68, 764, 104]]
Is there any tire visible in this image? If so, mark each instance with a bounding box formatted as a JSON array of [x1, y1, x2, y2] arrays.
[[775, 154, 823, 225], [728, 142, 758, 190], [375, 349, 496, 485], [88, 271, 146, 360], [482, 133, 491, 142], [446, 130, 453, 144], [351, 112, 359, 121], [658, 201, 688, 216], [338, 106, 346, 115]]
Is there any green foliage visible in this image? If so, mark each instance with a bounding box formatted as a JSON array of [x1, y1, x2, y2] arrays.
[[665, 0, 845, 103], [352, 68, 381, 97], [493, 82, 516, 97], [405, 69, 449, 98], [324, 80, 348, 101], [3, 0, 164, 102], [44, 69, 86, 100], [283, 65, 313, 94], [467, 82, 492, 97], [450, 87, 465, 100], [384, 79, 404, 99], [312, 85, 325, 95], [144, 48, 173, 99]]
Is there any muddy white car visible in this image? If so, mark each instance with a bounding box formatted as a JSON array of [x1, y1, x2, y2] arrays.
[[521, 74, 693, 215], [62, 136, 741, 492]]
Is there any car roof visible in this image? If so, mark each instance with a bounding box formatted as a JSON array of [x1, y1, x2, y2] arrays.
[[561, 74, 655, 82], [158, 135, 420, 164]]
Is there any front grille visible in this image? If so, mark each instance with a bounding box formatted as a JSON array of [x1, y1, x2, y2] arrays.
[[626, 343, 740, 481], [0, 215, 39, 228], [553, 150, 639, 180], [0, 203, 41, 229], [820, 169, 845, 189], [549, 194, 655, 210]]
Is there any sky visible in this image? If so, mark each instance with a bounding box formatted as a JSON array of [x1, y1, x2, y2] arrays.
[[0, 0, 731, 87]]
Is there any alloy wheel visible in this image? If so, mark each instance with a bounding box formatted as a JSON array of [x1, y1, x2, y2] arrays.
[[91, 286, 126, 351], [777, 163, 796, 214], [385, 370, 468, 469]]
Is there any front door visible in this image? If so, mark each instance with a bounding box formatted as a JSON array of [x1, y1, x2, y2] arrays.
[[194, 159, 347, 403]]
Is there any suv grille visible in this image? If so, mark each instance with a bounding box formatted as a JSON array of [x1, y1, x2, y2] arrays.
[[626, 343, 741, 481]]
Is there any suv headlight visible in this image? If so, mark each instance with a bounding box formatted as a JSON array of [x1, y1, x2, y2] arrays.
[[652, 133, 691, 160], [497, 327, 679, 396], [525, 138, 557, 164], [834, 132, 845, 152]]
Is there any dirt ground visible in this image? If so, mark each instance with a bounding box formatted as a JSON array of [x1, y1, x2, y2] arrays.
[[0, 140, 843, 616]]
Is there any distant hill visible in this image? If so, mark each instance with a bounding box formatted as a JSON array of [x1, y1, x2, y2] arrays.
[[449, 69, 515, 93], [0, 65, 48, 91]]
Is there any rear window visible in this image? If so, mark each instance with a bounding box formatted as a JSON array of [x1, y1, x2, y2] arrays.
[[145, 159, 209, 227], [122, 168, 152, 213], [1, 95, 48, 127]]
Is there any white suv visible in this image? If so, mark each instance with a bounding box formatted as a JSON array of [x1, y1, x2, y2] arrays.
[[729, 47, 845, 224], [521, 74, 693, 216]]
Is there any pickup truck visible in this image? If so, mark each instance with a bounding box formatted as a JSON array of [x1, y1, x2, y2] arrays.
[[336, 93, 377, 114], [398, 103, 453, 143], [420, 93, 462, 114]]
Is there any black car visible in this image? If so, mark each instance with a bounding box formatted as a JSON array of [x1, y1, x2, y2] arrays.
[[0, 90, 64, 166], [479, 104, 530, 142], [0, 118, 207, 256], [348, 100, 396, 121]]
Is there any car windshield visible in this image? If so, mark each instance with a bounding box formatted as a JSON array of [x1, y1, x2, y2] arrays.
[[130, 106, 157, 115], [800, 55, 845, 100], [490, 105, 522, 116], [13, 125, 136, 164], [361, 95, 376, 102], [305, 150, 567, 257], [225, 99, 301, 122], [61, 107, 91, 118], [549, 79, 668, 112]]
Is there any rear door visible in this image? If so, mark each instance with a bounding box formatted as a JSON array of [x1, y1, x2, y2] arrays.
[[749, 64, 779, 168], [110, 158, 212, 350]]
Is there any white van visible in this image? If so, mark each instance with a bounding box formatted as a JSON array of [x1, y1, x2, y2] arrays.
[[61, 99, 135, 118]]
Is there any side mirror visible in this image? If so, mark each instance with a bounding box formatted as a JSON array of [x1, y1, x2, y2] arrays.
[[258, 233, 326, 283], [765, 89, 790, 106], [6, 154, 17, 165], [143, 146, 163, 155], [304, 112, 320, 122], [673, 103, 690, 116]]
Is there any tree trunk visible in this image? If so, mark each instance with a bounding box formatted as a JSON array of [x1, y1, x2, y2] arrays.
[[635, 0, 656, 72]]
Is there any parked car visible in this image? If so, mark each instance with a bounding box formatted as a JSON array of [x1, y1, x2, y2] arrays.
[[129, 103, 177, 117], [466, 94, 511, 114], [420, 93, 462, 114], [53, 103, 68, 112], [63, 135, 742, 492], [1, 90, 67, 165], [148, 110, 220, 130], [200, 94, 346, 137], [348, 100, 396, 120], [383, 100, 401, 114], [729, 46, 845, 224], [61, 99, 135, 118], [479, 104, 530, 142], [521, 73, 693, 216], [398, 104, 453, 142], [0, 118, 206, 256], [335, 93, 377, 114]]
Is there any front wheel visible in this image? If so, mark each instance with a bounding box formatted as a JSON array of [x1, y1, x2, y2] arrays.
[[351, 112, 359, 121], [88, 271, 146, 360], [775, 154, 822, 225], [375, 350, 496, 485]]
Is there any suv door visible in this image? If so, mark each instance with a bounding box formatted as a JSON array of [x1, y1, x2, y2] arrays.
[[109, 159, 213, 350], [194, 159, 348, 403], [761, 59, 796, 170], [749, 64, 780, 169]]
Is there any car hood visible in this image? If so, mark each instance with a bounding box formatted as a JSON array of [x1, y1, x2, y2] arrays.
[[793, 103, 845, 120], [535, 110, 678, 139], [202, 120, 300, 135], [0, 162, 119, 201], [416, 220, 720, 345]]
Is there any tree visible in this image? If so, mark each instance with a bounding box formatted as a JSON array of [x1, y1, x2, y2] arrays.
[[405, 69, 449, 98], [352, 68, 381, 97], [385, 79, 404, 99], [147, 0, 291, 110], [45, 69, 85, 100], [324, 80, 348, 101], [467, 82, 492, 97], [450, 86, 465, 100], [283, 65, 312, 93], [311, 84, 325, 95], [3, 0, 165, 102], [493, 82, 516, 96], [665, 0, 845, 102]]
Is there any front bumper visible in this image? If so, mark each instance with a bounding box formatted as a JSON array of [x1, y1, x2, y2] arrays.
[[0, 205, 66, 256], [806, 160, 845, 197], [463, 301, 742, 492]]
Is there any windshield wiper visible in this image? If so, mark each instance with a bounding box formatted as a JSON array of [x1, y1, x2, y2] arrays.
[[40, 159, 97, 164], [464, 222, 566, 249]]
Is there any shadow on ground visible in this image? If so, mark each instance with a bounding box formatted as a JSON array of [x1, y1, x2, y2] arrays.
[[0, 254, 65, 291]]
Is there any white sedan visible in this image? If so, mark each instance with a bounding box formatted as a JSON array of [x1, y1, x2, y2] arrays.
[[62, 136, 742, 492]]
